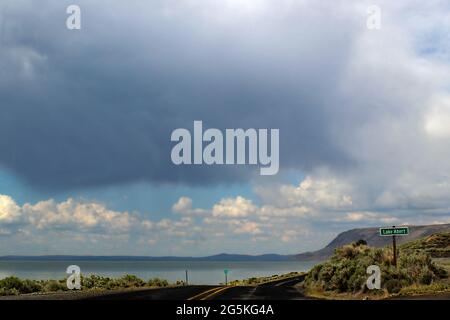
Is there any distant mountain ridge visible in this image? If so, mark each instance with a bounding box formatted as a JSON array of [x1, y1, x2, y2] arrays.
[[3, 223, 450, 262], [294, 223, 450, 261], [0, 253, 293, 262]]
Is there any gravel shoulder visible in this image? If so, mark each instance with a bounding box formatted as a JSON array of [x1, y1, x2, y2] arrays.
[[0, 287, 165, 300]]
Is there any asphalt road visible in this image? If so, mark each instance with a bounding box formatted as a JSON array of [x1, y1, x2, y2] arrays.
[[210, 285, 307, 300], [5, 274, 450, 300], [86, 275, 308, 300], [211, 275, 311, 300], [86, 285, 218, 300]]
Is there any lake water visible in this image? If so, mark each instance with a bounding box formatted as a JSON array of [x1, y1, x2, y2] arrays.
[[0, 260, 317, 285]]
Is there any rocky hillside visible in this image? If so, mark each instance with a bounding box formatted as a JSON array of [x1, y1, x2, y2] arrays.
[[295, 223, 450, 261], [401, 232, 450, 257]]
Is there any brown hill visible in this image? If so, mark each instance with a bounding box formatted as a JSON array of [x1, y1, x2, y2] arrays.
[[294, 223, 450, 261], [401, 232, 450, 257]]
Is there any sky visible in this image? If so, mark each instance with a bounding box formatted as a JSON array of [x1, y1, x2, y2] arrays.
[[0, 0, 450, 256]]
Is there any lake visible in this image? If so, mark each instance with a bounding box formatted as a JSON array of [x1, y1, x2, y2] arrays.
[[0, 260, 317, 285]]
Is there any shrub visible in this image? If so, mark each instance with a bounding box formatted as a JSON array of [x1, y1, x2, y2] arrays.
[[0, 277, 43, 294], [147, 278, 169, 287], [385, 279, 402, 294], [304, 241, 447, 294], [0, 287, 20, 296], [418, 269, 434, 285], [0, 277, 25, 291], [117, 274, 146, 288], [0, 273, 173, 296], [43, 280, 67, 292], [356, 239, 368, 246], [82, 275, 114, 289], [21, 279, 43, 293], [176, 280, 186, 286]]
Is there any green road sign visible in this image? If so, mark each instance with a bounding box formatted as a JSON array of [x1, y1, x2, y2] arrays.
[[224, 269, 228, 275], [379, 227, 409, 236]]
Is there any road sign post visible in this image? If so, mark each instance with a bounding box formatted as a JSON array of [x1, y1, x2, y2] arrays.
[[379, 226, 409, 267], [185, 270, 188, 286], [392, 234, 397, 267], [224, 269, 228, 286]]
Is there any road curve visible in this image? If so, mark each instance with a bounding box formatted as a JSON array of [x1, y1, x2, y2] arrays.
[[210, 275, 310, 300], [87, 285, 218, 300], [85, 274, 309, 300]]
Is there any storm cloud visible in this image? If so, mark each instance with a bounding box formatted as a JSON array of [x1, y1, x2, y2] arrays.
[[0, 0, 449, 196]]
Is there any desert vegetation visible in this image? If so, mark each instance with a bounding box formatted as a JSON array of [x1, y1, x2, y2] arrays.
[[302, 240, 448, 297], [0, 274, 171, 296], [401, 232, 450, 258]]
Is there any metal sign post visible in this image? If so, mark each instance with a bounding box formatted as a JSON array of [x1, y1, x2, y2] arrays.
[[379, 226, 409, 267], [392, 234, 397, 267], [224, 269, 229, 286]]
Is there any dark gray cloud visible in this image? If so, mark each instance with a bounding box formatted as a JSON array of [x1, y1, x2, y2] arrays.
[[0, 0, 360, 190], [2, 0, 447, 192]]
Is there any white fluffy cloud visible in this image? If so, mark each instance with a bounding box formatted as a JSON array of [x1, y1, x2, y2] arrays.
[[22, 198, 136, 232], [212, 196, 257, 218], [172, 197, 208, 216], [0, 195, 21, 223], [255, 176, 353, 210], [0, 196, 137, 232], [228, 220, 262, 235]]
